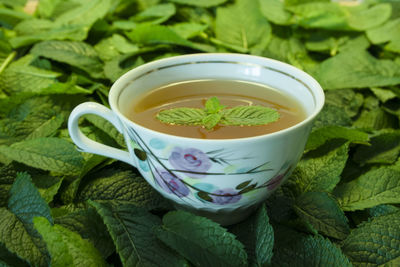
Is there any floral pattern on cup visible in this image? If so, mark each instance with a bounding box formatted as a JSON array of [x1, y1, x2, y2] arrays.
[[265, 164, 294, 191], [210, 188, 242, 205], [169, 147, 212, 178], [153, 168, 190, 197]]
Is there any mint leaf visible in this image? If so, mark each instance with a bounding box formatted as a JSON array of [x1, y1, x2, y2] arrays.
[[367, 18, 400, 53], [286, 141, 349, 196], [157, 107, 206, 125], [306, 126, 369, 152], [334, 167, 400, 211], [0, 64, 59, 95], [312, 105, 352, 130], [294, 191, 350, 240], [314, 50, 400, 90], [10, 20, 87, 48], [168, 0, 228, 7], [221, 105, 280, 126], [127, 24, 208, 51], [259, 0, 292, 25], [33, 217, 107, 267], [353, 130, 400, 165], [9, 173, 53, 226], [169, 22, 208, 39], [272, 227, 351, 266], [54, 0, 112, 29], [31, 41, 104, 79], [0, 172, 53, 266], [0, 242, 29, 267], [205, 96, 225, 114], [232, 204, 274, 266], [78, 168, 168, 210], [0, 97, 64, 145], [0, 137, 85, 175], [215, 0, 271, 53], [55, 208, 114, 258], [342, 211, 400, 266], [202, 113, 222, 130], [8, 172, 52, 263], [89, 201, 186, 267], [0, 208, 47, 266], [157, 210, 248, 267], [133, 3, 176, 24], [94, 34, 139, 62], [347, 3, 392, 31], [325, 89, 364, 118], [84, 114, 126, 148]]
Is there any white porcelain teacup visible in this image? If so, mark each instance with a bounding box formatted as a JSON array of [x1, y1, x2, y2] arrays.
[[68, 53, 324, 225]]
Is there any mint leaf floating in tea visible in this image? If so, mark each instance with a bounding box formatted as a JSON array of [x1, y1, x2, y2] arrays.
[[156, 96, 280, 130]]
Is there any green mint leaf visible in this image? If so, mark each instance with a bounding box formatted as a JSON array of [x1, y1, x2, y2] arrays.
[[89, 201, 187, 267], [259, 0, 293, 25], [367, 18, 400, 53], [353, 130, 400, 165], [54, 0, 112, 29], [285, 141, 349, 196], [84, 114, 126, 148], [306, 126, 369, 152], [0, 64, 59, 95], [347, 3, 392, 31], [33, 175, 63, 204], [10, 19, 87, 48], [133, 3, 176, 24], [0, 242, 29, 267], [205, 96, 225, 114], [104, 53, 145, 82], [0, 208, 47, 266], [202, 113, 222, 130], [216, 0, 271, 53], [55, 208, 114, 258], [334, 167, 400, 211], [33, 217, 107, 267], [232, 204, 274, 266], [9, 172, 53, 225], [294, 191, 350, 240], [156, 210, 248, 267], [0, 137, 85, 176], [312, 105, 352, 131], [78, 168, 168, 210], [31, 41, 104, 79], [168, 0, 228, 7], [94, 34, 139, 62], [272, 227, 352, 266], [342, 211, 400, 266], [314, 50, 400, 90], [156, 107, 206, 125], [169, 22, 208, 39], [0, 97, 65, 146], [127, 24, 210, 52], [325, 89, 364, 118], [0, 172, 53, 266], [221, 105, 280, 126]]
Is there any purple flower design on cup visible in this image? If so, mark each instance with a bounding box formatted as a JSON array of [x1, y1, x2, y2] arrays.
[[266, 165, 292, 191], [154, 169, 190, 197], [169, 147, 212, 178], [211, 188, 241, 205]]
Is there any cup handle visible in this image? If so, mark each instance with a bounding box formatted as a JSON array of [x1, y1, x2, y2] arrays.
[[68, 102, 135, 166]]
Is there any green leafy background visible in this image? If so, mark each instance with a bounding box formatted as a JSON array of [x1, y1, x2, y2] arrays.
[[1, 0, 400, 266]]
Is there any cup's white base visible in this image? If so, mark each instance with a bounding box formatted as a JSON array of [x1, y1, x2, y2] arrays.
[[173, 203, 259, 226]]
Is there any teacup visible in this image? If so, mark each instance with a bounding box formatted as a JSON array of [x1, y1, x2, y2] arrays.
[[68, 53, 324, 225]]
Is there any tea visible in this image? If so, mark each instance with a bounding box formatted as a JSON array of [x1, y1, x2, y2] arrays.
[[127, 79, 306, 139]]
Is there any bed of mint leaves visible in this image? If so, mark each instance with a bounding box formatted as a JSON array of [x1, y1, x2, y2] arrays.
[[1, 0, 400, 266]]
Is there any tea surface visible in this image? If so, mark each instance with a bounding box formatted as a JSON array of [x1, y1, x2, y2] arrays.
[[128, 79, 306, 139]]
